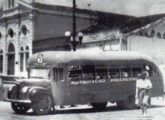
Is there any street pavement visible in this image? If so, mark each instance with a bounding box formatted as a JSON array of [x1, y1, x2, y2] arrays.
[[0, 97, 165, 120]]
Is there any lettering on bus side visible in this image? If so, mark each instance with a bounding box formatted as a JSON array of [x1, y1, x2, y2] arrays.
[[68, 65, 140, 85]]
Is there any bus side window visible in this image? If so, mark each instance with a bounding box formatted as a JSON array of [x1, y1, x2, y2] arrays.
[[96, 68, 108, 79], [143, 65, 153, 77], [68, 69, 82, 81], [82, 65, 95, 80], [147, 65, 153, 77], [121, 68, 131, 78], [68, 65, 82, 81], [132, 67, 142, 77], [109, 68, 120, 79]]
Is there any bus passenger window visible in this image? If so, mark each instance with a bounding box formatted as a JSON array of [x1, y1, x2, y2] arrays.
[[145, 65, 150, 71], [146, 66, 153, 77], [132, 68, 142, 77], [82, 65, 95, 80], [121, 68, 131, 78], [68, 70, 82, 81], [96, 69, 108, 79], [68, 65, 82, 81], [109, 68, 120, 79]]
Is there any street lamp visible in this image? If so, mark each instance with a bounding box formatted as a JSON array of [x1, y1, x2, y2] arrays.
[[65, 31, 84, 51], [65, 0, 84, 51]]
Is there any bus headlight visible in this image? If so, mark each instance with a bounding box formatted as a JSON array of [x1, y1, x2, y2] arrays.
[[21, 87, 29, 94]]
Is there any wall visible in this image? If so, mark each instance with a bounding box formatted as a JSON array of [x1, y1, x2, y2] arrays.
[[33, 12, 96, 40], [128, 35, 165, 65]]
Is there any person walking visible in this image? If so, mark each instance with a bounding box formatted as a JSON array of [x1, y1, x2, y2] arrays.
[[136, 71, 152, 115]]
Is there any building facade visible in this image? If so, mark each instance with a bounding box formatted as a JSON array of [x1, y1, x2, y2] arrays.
[[127, 17, 165, 65], [0, 0, 97, 77]]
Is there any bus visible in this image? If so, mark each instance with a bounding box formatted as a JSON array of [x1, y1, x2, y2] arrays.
[[7, 50, 164, 115]]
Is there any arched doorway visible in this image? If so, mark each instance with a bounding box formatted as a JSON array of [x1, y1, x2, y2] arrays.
[[8, 43, 15, 75]]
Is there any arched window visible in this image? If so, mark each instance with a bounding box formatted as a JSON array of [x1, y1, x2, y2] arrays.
[[25, 46, 29, 69], [0, 50, 3, 73], [8, 43, 15, 52], [20, 47, 24, 72], [8, 28, 14, 38], [21, 25, 28, 35], [26, 46, 29, 51], [150, 29, 155, 37], [8, 0, 15, 8], [157, 32, 161, 38], [7, 43, 15, 75]]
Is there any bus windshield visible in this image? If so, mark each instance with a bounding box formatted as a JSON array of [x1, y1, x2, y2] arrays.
[[30, 69, 50, 79]]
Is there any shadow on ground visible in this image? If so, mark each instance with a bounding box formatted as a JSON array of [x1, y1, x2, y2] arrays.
[[13, 104, 165, 116]]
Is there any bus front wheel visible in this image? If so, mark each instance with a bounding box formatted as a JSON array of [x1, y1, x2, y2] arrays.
[[31, 94, 52, 115], [91, 102, 107, 110], [11, 102, 30, 114]]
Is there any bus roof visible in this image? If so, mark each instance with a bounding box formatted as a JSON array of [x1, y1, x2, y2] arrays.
[[28, 50, 158, 68]]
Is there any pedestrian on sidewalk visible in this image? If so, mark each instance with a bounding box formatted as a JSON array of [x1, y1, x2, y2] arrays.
[[136, 71, 152, 115]]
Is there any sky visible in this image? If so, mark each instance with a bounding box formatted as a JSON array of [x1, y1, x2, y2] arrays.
[[1, 0, 165, 17]]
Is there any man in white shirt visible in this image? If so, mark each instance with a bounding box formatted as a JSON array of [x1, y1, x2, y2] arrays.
[[136, 71, 152, 115]]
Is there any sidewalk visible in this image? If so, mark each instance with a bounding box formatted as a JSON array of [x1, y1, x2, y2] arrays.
[[151, 97, 165, 106]]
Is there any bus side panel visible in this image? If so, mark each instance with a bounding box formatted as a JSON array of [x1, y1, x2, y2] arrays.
[[66, 81, 136, 105], [150, 71, 164, 97]]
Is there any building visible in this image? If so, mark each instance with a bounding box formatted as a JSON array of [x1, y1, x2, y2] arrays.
[[0, 0, 98, 77], [127, 17, 165, 65], [1, 0, 164, 77], [0, 0, 135, 77]]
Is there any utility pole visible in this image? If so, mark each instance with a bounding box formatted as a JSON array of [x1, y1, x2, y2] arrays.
[[72, 0, 77, 51], [65, 0, 83, 51]]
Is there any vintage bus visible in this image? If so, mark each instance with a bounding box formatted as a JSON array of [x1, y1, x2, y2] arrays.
[[6, 50, 164, 115]]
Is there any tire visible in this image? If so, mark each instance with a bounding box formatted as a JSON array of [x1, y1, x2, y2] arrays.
[[91, 102, 107, 110], [31, 94, 52, 115], [116, 101, 124, 109], [11, 102, 30, 114], [117, 95, 135, 109]]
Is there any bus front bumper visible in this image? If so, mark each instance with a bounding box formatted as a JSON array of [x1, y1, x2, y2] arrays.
[[5, 98, 31, 104]]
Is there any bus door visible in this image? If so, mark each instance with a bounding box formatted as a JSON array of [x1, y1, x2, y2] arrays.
[[51, 67, 68, 105]]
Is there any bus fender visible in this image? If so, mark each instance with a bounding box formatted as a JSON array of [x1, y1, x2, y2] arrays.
[[28, 87, 53, 102]]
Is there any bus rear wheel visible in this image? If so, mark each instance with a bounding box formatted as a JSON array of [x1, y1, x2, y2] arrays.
[[117, 95, 135, 109], [31, 94, 52, 115], [91, 102, 107, 110], [11, 102, 30, 114]]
